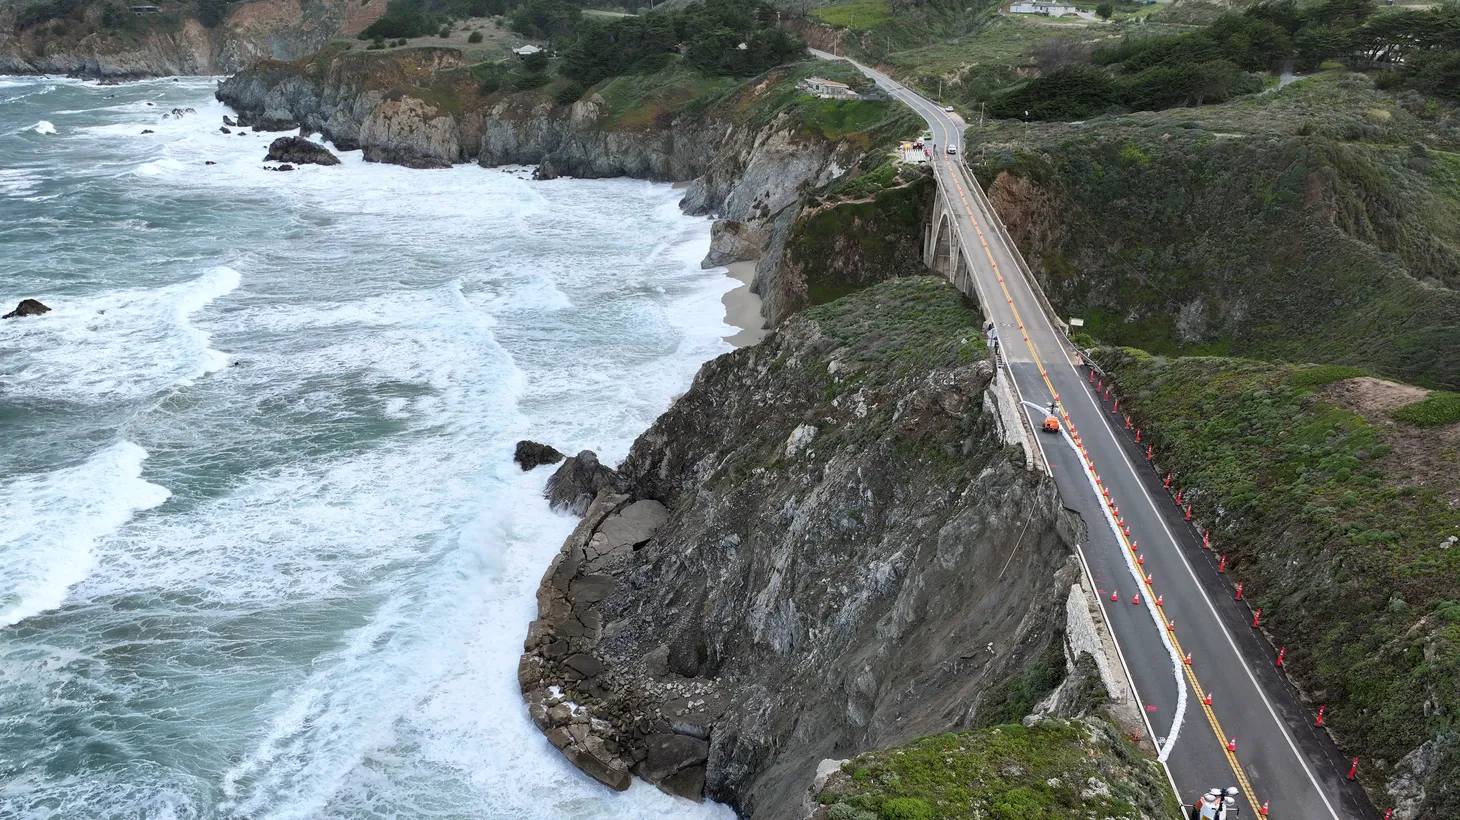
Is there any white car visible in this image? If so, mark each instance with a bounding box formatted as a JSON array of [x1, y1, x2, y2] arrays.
[[946, 145, 958, 154], [943, 105, 955, 113]]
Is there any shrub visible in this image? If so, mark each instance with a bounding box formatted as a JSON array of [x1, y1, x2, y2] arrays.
[[1391, 391, 1460, 426], [1096, 2, 1113, 20], [467, 29, 483, 42], [438, 25, 452, 37], [879, 797, 933, 820], [553, 80, 585, 105]]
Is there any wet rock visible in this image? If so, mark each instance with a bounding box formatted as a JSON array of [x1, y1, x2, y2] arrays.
[[276, 164, 295, 172], [3, 299, 51, 319], [220, 126, 232, 134], [533, 159, 559, 181], [204, 161, 217, 165], [223, 115, 237, 127], [141, 129, 154, 134], [544, 451, 627, 516], [265, 136, 340, 167], [514, 440, 564, 471]]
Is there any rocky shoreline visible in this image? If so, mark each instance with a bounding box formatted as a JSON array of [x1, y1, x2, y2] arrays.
[[212, 51, 888, 328]]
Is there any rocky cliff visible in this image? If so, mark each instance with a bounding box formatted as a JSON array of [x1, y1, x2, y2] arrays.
[[0, 0, 377, 78], [216, 52, 917, 327], [517, 278, 1089, 817]]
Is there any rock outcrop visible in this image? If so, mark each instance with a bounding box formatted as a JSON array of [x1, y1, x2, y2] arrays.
[[514, 440, 565, 471], [3, 299, 51, 319], [543, 451, 627, 516], [701, 219, 767, 269], [265, 135, 341, 166], [519, 279, 1083, 817], [0, 0, 382, 79]]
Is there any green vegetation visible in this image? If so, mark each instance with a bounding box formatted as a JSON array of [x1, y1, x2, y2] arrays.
[[1101, 350, 1460, 810], [1392, 390, 1460, 427], [807, 277, 985, 382], [792, 170, 933, 307], [815, 718, 1180, 820], [811, 0, 893, 31], [968, 71, 1460, 388], [561, 0, 801, 91]]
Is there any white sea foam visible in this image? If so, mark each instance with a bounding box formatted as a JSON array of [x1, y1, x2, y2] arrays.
[[1, 79, 739, 820], [0, 265, 240, 401], [33, 120, 56, 134], [0, 441, 170, 627], [0, 168, 40, 197]]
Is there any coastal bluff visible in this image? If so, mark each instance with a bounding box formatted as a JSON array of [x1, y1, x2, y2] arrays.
[[518, 280, 1102, 818]]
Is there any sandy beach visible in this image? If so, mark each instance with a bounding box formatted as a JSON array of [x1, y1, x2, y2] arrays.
[[721, 261, 768, 347]]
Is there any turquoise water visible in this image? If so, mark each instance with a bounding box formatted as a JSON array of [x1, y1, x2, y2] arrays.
[[0, 76, 736, 820]]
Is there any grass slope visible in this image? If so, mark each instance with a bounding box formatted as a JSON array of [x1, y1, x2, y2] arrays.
[[970, 72, 1460, 389], [814, 717, 1181, 820]]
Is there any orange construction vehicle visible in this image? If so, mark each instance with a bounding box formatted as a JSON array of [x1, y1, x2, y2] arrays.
[[1041, 415, 1059, 433]]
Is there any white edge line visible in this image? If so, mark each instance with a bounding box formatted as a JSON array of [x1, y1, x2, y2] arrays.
[[1017, 398, 1188, 762], [1057, 361, 1345, 818]]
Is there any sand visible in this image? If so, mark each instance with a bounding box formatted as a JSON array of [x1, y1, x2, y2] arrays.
[[721, 261, 768, 348]]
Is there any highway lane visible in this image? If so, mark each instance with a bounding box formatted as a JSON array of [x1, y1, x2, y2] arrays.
[[814, 48, 1370, 819]]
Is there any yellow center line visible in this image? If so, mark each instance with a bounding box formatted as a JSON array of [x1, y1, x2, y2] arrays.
[[922, 112, 1266, 812]]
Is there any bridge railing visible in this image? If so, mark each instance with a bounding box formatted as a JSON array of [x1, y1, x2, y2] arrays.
[[953, 160, 1070, 341]]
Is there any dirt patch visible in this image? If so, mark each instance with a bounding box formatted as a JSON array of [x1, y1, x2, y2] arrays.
[[1322, 376, 1460, 500]]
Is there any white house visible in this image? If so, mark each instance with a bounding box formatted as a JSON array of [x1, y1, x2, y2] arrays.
[[512, 45, 544, 57], [1010, 2, 1078, 16], [801, 77, 856, 100]]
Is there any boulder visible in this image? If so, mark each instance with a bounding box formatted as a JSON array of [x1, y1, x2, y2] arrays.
[[265, 136, 341, 167], [534, 159, 560, 181], [220, 126, 231, 134], [514, 440, 564, 471], [3, 299, 51, 319], [639, 733, 709, 799], [544, 451, 627, 515], [140, 129, 154, 134], [223, 115, 237, 127]]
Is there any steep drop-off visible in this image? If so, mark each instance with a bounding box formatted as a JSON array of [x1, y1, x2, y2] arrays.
[[518, 278, 1090, 818], [0, 0, 378, 77], [971, 72, 1460, 390]]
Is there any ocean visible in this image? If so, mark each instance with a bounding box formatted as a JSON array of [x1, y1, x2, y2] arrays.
[[0, 76, 738, 820]]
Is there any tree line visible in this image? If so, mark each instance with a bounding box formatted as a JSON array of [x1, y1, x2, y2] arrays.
[[990, 0, 1460, 120]]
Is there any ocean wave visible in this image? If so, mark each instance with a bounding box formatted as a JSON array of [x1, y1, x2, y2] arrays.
[[0, 265, 241, 402], [0, 441, 170, 627], [32, 120, 56, 135]]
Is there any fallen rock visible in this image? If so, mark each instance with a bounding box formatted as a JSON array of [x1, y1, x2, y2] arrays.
[[204, 161, 217, 165], [223, 115, 237, 127], [534, 158, 559, 181], [3, 299, 51, 319], [277, 164, 295, 172], [265, 136, 341, 167], [141, 129, 154, 134], [514, 440, 564, 471], [220, 126, 231, 134]]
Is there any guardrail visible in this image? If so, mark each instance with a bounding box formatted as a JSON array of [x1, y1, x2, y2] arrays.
[[954, 160, 1070, 340]]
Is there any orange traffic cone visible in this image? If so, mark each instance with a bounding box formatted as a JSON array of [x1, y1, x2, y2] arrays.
[[1184, 652, 1192, 665], [1203, 691, 1212, 705], [1132, 593, 1141, 605], [1155, 594, 1164, 606], [1227, 737, 1236, 752]]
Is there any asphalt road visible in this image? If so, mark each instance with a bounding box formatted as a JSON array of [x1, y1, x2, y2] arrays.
[[813, 49, 1376, 819]]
